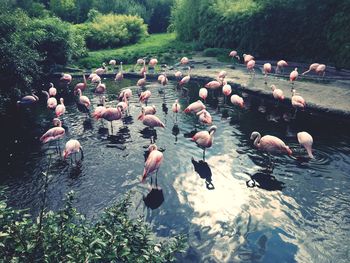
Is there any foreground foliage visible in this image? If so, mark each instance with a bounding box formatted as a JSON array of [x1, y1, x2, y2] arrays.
[[171, 0, 350, 69], [0, 190, 186, 262]]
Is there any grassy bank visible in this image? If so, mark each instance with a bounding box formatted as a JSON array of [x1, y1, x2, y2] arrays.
[[74, 33, 196, 70]]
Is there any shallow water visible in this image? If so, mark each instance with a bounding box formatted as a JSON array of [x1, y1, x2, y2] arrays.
[[1, 77, 350, 262]]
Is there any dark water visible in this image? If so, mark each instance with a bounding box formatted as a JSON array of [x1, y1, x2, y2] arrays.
[[1, 77, 350, 262]]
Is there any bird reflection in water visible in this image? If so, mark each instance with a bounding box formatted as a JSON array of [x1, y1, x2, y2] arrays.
[[172, 124, 180, 143], [246, 169, 285, 191], [106, 126, 130, 150], [69, 162, 83, 178], [191, 157, 214, 190], [83, 118, 93, 130], [143, 176, 164, 210], [140, 127, 157, 144]]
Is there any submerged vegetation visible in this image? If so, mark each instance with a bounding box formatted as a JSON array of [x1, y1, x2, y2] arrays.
[[0, 189, 186, 262], [171, 0, 350, 69]]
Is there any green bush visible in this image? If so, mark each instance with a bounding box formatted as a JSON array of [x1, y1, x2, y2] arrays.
[[26, 17, 87, 71], [76, 13, 148, 50], [171, 0, 350, 69], [0, 189, 186, 262], [0, 9, 87, 98]]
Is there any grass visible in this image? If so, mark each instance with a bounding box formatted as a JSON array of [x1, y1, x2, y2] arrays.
[[73, 33, 196, 70]]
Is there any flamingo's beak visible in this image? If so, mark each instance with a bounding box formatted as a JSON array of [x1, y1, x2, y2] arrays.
[[137, 114, 143, 120], [63, 151, 68, 159]]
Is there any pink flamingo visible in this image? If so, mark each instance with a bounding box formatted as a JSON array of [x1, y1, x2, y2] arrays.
[[302, 63, 320, 75], [247, 60, 256, 76], [149, 58, 158, 68], [55, 98, 66, 118], [95, 63, 107, 75], [158, 74, 166, 83], [218, 70, 227, 80], [291, 89, 306, 116], [263, 63, 272, 84], [230, 94, 244, 108], [119, 88, 132, 100], [180, 57, 189, 65], [93, 106, 123, 134], [276, 60, 288, 74], [172, 99, 181, 124], [138, 112, 165, 129], [135, 58, 145, 71], [109, 59, 116, 66], [184, 100, 206, 113], [40, 118, 65, 154], [289, 68, 298, 91], [205, 80, 222, 90], [271, 85, 285, 101], [60, 73, 72, 84], [88, 73, 98, 80], [142, 144, 163, 183], [315, 64, 326, 77], [243, 54, 254, 64], [48, 83, 57, 97], [141, 105, 157, 116], [229, 50, 240, 61], [139, 90, 151, 105], [160, 74, 168, 86], [175, 71, 183, 79], [197, 109, 212, 125], [191, 125, 217, 160], [222, 83, 232, 96], [179, 67, 191, 86], [137, 73, 147, 88], [74, 75, 87, 94], [222, 83, 232, 104], [297, 131, 314, 158], [199, 88, 208, 102], [63, 139, 83, 164], [140, 60, 147, 76], [117, 99, 128, 116], [94, 81, 106, 95], [115, 62, 124, 81], [77, 89, 91, 108], [250, 131, 292, 165], [91, 74, 101, 84], [42, 91, 57, 109]]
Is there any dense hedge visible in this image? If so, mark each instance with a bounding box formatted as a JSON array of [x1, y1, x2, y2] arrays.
[[171, 0, 350, 69], [75, 13, 148, 50]]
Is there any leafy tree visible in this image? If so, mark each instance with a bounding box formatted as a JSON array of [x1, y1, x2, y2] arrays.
[[0, 10, 41, 93], [49, 0, 77, 22]]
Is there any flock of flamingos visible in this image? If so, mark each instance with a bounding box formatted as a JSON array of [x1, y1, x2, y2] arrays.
[[16, 50, 321, 184]]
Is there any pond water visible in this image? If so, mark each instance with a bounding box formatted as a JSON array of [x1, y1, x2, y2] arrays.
[[1, 77, 350, 262]]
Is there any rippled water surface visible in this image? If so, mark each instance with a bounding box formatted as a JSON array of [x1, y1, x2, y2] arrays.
[[1, 77, 350, 262]]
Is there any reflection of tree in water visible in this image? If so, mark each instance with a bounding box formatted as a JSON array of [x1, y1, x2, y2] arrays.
[[191, 158, 214, 190], [246, 169, 285, 191]]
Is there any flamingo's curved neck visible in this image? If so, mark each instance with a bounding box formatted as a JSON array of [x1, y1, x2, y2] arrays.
[[253, 133, 261, 147], [83, 75, 87, 86]]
